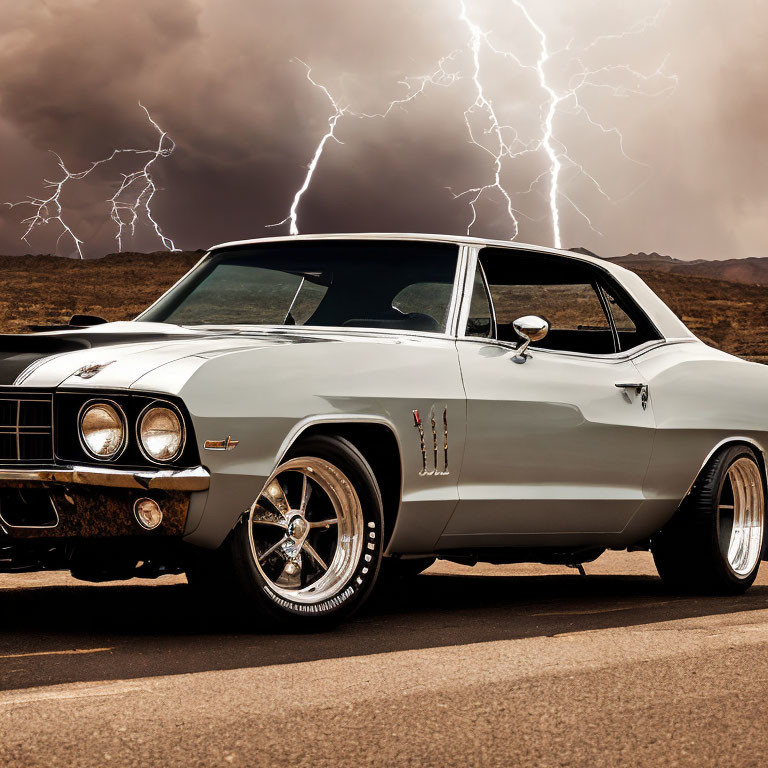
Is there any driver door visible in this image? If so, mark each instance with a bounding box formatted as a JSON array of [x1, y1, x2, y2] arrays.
[[440, 248, 657, 548]]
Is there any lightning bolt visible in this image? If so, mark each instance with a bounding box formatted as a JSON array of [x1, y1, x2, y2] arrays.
[[272, 56, 461, 235], [278, 0, 676, 249], [6, 103, 178, 258], [453, 0, 676, 248], [514, 0, 564, 248], [107, 103, 178, 252], [452, 0, 526, 239], [270, 60, 349, 237]]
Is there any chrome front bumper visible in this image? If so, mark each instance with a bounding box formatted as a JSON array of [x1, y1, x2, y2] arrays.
[[0, 465, 210, 492]]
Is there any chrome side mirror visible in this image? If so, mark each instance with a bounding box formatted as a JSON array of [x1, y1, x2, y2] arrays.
[[512, 315, 549, 362]]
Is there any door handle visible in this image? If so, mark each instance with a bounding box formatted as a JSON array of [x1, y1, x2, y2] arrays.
[[615, 383, 649, 410]]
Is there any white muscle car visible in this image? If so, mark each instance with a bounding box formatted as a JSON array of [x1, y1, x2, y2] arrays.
[[0, 234, 765, 627]]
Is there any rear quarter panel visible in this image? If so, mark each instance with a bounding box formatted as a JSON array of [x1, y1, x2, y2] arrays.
[[625, 340, 768, 542]]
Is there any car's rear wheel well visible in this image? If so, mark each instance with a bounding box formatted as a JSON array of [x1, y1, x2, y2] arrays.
[[291, 422, 402, 547], [690, 439, 768, 501]]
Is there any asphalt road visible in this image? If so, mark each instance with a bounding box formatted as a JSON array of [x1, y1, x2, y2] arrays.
[[2, 552, 768, 767]]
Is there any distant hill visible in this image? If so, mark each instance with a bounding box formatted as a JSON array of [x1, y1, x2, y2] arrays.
[[569, 246, 768, 286], [604, 251, 768, 286]]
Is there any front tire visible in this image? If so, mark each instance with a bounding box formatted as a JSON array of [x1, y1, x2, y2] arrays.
[[652, 445, 765, 594], [228, 435, 384, 629]]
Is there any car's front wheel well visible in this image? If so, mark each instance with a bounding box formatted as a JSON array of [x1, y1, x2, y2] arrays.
[[292, 422, 402, 548]]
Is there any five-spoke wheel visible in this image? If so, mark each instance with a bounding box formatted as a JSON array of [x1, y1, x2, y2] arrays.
[[228, 435, 384, 627], [249, 457, 365, 604]]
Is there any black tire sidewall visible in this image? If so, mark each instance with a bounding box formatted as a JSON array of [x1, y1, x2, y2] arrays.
[[654, 444, 765, 593], [230, 434, 384, 628], [709, 447, 764, 589]]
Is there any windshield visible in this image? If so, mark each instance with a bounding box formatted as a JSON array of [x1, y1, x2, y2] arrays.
[[139, 240, 459, 334]]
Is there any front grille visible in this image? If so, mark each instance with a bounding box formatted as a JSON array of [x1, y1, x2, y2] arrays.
[[0, 395, 54, 463]]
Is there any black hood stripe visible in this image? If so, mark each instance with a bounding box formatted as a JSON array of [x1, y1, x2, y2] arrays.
[[0, 331, 206, 386]]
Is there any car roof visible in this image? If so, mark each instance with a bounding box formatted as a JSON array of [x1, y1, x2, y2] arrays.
[[206, 232, 695, 342], [209, 231, 608, 265]]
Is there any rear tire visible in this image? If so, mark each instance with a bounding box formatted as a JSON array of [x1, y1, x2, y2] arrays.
[[225, 435, 384, 629], [652, 445, 765, 594]]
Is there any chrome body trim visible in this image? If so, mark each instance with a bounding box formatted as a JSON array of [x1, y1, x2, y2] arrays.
[[187, 325, 457, 342], [412, 409, 428, 475], [455, 245, 480, 338], [74, 361, 116, 380], [203, 436, 240, 451], [411, 406, 449, 477], [456, 335, 672, 364], [446, 245, 472, 336], [0, 465, 210, 491]]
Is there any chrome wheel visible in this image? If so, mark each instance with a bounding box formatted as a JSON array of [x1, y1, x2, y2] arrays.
[[248, 457, 364, 604], [719, 457, 765, 577]]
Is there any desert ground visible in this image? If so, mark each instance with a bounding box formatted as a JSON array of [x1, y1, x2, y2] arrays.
[[3, 554, 768, 766]]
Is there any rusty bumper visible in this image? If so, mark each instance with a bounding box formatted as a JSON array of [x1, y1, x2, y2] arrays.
[[0, 465, 210, 539]]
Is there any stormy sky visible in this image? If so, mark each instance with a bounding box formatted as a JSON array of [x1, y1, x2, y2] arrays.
[[0, 0, 766, 260]]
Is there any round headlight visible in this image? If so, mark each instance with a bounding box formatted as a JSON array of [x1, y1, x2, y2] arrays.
[[138, 405, 184, 463], [80, 402, 126, 460]]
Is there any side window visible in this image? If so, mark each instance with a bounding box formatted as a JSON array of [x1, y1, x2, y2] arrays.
[[479, 249, 615, 355], [466, 268, 493, 338]]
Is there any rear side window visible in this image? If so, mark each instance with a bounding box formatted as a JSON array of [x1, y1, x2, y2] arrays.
[[600, 282, 657, 352], [475, 249, 659, 355]]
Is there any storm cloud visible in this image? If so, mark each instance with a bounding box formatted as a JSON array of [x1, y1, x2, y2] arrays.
[[0, 0, 766, 260]]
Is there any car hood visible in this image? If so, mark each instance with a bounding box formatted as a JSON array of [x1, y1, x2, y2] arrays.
[[1, 322, 332, 390]]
